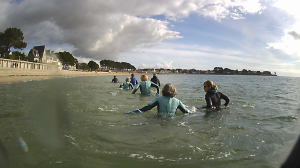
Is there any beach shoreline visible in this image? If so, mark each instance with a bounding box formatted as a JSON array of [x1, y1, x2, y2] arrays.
[[0, 68, 133, 84]]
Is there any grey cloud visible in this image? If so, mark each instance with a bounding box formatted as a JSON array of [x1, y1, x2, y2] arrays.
[[0, 0, 265, 60], [288, 31, 300, 40]]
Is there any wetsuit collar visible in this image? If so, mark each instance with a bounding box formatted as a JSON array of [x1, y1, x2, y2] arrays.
[[210, 90, 218, 94]]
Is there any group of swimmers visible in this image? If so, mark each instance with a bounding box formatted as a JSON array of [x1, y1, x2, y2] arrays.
[[113, 73, 229, 116]]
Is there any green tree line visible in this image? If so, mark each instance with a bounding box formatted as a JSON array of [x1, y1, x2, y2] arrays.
[[100, 59, 136, 70]]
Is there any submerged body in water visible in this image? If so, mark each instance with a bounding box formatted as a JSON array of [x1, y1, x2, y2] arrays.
[[0, 75, 299, 168]]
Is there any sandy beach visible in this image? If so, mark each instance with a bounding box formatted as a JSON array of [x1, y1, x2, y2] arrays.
[[0, 68, 133, 84]]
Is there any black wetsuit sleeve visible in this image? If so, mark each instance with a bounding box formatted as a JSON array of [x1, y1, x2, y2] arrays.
[[220, 92, 229, 106], [203, 94, 212, 108], [132, 83, 141, 94], [151, 82, 160, 94], [129, 83, 133, 89], [177, 101, 192, 114], [139, 99, 159, 112]]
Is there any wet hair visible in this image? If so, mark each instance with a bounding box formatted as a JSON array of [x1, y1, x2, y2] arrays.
[[162, 83, 178, 97], [126, 77, 131, 82], [114, 76, 116, 78], [203, 80, 218, 90], [153, 73, 157, 76], [131, 73, 135, 77], [141, 74, 148, 81]]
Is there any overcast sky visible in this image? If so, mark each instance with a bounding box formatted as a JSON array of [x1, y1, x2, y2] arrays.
[[1, 0, 299, 77]]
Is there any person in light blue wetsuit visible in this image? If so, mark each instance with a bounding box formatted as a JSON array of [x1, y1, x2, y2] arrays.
[[128, 83, 192, 116], [130, 73, 138, 85], [132, 74, 159, 95], [120, 77, 133, 90]]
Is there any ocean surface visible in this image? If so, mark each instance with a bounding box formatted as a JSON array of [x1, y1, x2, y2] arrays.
[[0, 74, 300, 168]]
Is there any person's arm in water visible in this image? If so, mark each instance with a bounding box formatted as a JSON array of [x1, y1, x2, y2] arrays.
[[120, 83, 124, 88], [132, 83, 141, 94], [220, 92, 229, 106], [127, 98, 159, 114], [139, 98, 159, 112], [150, 82, 160, 94], [177, 101, 192, 114]]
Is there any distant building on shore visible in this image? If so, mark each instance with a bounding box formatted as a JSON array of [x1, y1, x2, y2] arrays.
[[28, 45, 62, 70], [28, 45, 47, 63]]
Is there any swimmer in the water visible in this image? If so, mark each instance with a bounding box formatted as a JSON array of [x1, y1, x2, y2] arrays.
[[132, 74, 159, 96], [112, 76, 119, 83], [202, 80, 229, 109], [128, 83, 192, 116], [130, 73, 138, 85], [120, 77, 133, 90]]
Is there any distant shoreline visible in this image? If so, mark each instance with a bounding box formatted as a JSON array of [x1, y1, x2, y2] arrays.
[[0, 68, 278, 84]]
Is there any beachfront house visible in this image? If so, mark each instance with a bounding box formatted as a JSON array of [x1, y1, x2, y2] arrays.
[[28, 45, 63, 70], [28, 45, 47, 63], [46, 50, 59, 63]]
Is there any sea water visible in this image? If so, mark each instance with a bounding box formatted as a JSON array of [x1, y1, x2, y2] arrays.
[[0, 74, 299, 168]]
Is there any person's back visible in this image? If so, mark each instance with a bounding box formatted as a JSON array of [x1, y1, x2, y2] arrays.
[[130, 74, 138, 85], [127, 83, 191, 116], [121, 81, 133, 90], [150, 75, 160, 86], [132, 81, 153, 95], [132, 74, 159, 95], [151, 96, 188, 116]]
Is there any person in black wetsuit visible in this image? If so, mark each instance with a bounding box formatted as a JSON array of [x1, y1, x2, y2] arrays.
[[111, 76, 119, 83], [202, 80, 229, 109], [150, 73, 160, 86]]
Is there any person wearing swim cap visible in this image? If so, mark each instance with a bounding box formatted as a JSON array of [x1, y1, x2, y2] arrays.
[[202, 80, 229, 109], [128, 83, 192, 116], [150, 73, 160, 86], [132, 74, 159, 95], [130, 73, 138, 85], [120, 77, 133, 90]]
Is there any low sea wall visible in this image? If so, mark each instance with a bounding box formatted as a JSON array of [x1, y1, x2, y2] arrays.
[[0, 58, 59, 70]]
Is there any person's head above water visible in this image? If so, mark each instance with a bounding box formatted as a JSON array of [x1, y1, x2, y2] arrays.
[[126, 77, 131, 82], [114, 76, 116, 78], [153, 73, 157, 76], [131, 73, 135, 77], [162, 83, 178, 97], [203, 80, 218, 92], [141, 74, 148, 81]]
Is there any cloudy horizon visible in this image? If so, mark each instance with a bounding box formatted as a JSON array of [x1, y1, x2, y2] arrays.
[[1, 0, 299, 76]]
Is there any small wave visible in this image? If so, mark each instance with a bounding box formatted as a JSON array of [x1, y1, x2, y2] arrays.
[[242, 103, 255, 108]]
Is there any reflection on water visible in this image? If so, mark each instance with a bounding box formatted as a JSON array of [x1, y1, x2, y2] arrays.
[[0, 75, 300, 168]]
